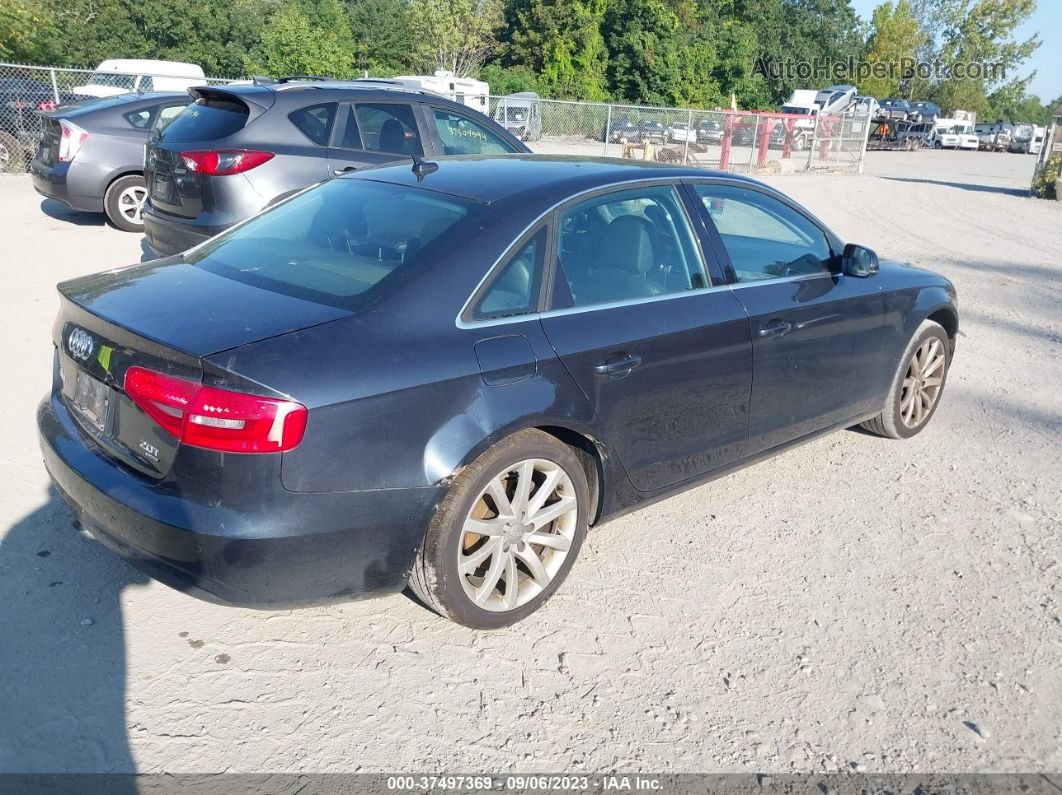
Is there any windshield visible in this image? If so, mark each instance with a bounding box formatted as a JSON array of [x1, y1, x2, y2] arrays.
[[781, 106, 812, 115], [187, 179, 484, 310], [87, 72, 137, 89]]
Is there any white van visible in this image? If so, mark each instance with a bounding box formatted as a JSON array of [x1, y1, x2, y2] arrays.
[[932, 119, 979, 150], [73, 59, 206, 98], [392, 71, 490, 114]]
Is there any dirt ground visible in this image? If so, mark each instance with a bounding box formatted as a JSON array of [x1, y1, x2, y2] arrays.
[[0, 150, 1059, 774]]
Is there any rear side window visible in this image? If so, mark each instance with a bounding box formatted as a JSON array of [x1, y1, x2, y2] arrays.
[[187, 179, 482, 310], [289, 102, 336, 146], [161, 97, 249, 143], [471, 228, 546, 320], [123, 108, 153, 129], [354, 103, 423, 155]]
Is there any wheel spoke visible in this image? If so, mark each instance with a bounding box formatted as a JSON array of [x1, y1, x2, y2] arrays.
[[923, 353, 945, 377], [922, 375, 943, 389], [902, 393, 916, 423], [530, 495, 576, 530], [527, 530, 571, 552], [474, 546, 507, 603], [465, 517, 506, 537], [527, 468, 561, 517], [485, 476, 516, 519], [511, 460, 534, 514], [502, 553, 520, 610], [460, 536, 500, 573], [515, 544, 550, 587]]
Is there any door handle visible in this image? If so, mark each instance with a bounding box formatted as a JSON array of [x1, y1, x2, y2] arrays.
[[332, 166, 357, 176], [594, 354, 642, 376], [758, 320, 792, 338]]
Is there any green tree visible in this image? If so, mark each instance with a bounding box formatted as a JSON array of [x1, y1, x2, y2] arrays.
[[479, 63, 543, 94], [501, 0, 608, 99], [0, 0, 61, 62], [348, 0, 413, 75], [408, 0, 502, 76], [921, 0, 1039, 115], [860, 0, 925, 98], [602, 0, 684, 105], [250, 0, 356, 78]]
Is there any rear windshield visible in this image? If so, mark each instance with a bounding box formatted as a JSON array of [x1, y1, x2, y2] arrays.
[[162, 96, 249, 143], [187, 179, 484, 310]]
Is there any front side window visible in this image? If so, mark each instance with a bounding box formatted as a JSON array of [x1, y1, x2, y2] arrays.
[[187, 179, 482, 310], [353, 103, 423, 155], [555, 185, 709, 309], [289, 102, 337, 146], [431, 108, 516, 155], [471, 228, 546, 320], [692, 184, 833, 282]]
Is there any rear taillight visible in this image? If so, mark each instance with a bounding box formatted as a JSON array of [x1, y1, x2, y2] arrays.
[[179, 149, 274, 176], [37, 100, 56, 111], [124, 366, 307, 454], [58, 120, 88, 162]]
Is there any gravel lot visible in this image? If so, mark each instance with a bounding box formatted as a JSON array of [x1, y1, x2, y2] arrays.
[[1, 150, 1060, 774]]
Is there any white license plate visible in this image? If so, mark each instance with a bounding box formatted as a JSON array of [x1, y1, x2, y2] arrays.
[[72, 369, 109, 432]]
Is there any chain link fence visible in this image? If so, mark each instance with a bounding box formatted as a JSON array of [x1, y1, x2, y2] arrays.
[[1, 60, 870, 175], [490, 95, 871, 175], [0, 62, 234, 171]]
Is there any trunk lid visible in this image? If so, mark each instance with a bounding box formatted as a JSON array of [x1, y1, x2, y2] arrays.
[[55, 259, 347, 477]]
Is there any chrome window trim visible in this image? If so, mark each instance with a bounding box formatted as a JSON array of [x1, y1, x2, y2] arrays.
[[455, 176, 720, 330], [456, 271, 835, 329]]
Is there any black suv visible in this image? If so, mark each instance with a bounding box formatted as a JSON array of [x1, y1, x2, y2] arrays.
[[143, 80, 530, 256]]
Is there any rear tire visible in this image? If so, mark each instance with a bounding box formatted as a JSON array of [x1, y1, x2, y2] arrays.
[[861, 320, 950, 439], [104, 174, 148, 233], [409, 430, 590, 629]]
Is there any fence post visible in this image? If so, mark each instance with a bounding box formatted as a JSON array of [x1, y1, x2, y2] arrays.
[[49, 68, 59, 105], [748, 116, 759, 172], [604, 104, 612, 157], [683, 109, 692, 165]]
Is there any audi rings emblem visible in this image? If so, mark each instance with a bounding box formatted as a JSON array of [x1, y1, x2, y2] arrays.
[[68, 327, 95, 361]]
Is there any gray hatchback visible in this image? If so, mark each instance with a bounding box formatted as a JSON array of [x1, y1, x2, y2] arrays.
[[31, 92, 190, 231], [143, 80, 531, 257]]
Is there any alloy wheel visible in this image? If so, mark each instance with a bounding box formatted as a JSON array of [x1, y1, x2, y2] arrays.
[[457, 458, 579, 612], [900, 337, 946, 429], [118, 184, 148, 224]]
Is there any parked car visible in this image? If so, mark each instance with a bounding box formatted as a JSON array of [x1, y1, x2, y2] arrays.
[[30, 92, 190, 231], [932, 121, 979, 150], [731, 115, 759, 146], [605, 116, 638, 142], [850, 96, 880, 119], [72, 59, 206, 99], [908, 101, 940, 123], [695, 118, 723, 143], [975, 122, 1011, 152], [142, 81, 531, 256], [1029, 125, 1046, 155], [638, 119, 667, 143], [815, 85, 856, 114], [493, 92, 541, 141], [667, 122, 694, 143], [1008, 123, 1034, 153], [38, 156, 958, 627], [877, 98, 913, 122], [0, 76, 77, 169]]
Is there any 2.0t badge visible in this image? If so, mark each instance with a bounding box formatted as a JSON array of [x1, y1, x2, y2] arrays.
[[67, 327, 95, 361]]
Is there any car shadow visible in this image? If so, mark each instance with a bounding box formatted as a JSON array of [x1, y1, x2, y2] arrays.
[[39, 199, 107, 227], [0, 487, 145, 779], [878, 176, 1030, 197]]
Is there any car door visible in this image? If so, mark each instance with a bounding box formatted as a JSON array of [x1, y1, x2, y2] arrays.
[[538, 183, 753, 493], [326, 102, 427, 175], [687, 181, 888, 456]]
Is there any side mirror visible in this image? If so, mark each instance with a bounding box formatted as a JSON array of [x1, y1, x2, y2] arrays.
[[843, 243, 879, 277]]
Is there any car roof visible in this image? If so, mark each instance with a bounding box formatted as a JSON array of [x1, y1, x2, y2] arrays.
[[211, 80, 449, 104], [52, 91, 188, 116], [346, 154, 765, 204]]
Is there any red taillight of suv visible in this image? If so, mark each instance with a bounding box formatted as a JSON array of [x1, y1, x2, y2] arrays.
[[58, 120, 89, 162], [179, 150, 275, 176], [37, 100, 57, 111], [124, 366, 307, 453]]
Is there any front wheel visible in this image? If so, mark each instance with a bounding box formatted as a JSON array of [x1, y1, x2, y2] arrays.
[[409, 430, 590, 628], [862, 320, 950, 439], [104, 174, 148, 232]]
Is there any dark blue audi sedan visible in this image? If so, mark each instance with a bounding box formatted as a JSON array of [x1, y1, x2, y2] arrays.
[[38, 156, 958, 628]]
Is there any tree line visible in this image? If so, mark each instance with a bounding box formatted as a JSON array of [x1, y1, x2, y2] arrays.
[[0, 0, 1055, 123]]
